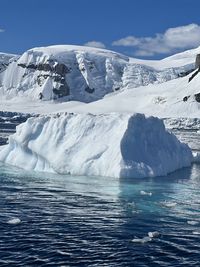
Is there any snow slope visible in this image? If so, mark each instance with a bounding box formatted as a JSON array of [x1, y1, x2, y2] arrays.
[[0, 113, 192, 178], [1, 63, 200, 118], [129, 45, 200, 70], [0, 45, 194, 103], [67, 69, 200, 118]]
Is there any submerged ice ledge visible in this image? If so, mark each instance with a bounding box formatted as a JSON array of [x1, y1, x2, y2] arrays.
[[0, 113, 193, 178]]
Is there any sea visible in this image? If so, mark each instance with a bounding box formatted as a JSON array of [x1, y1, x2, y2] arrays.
[[0, 113, 200, 267]]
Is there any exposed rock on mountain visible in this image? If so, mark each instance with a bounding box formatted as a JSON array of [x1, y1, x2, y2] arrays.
[[195, 54, 200, 69]]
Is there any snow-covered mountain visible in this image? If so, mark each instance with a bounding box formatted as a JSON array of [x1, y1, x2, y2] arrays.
[[0, 45, 195, 102], [0, 52, 17, 73]]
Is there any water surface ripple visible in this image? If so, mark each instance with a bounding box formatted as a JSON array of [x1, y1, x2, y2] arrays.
[[0, 162, 200, 266]]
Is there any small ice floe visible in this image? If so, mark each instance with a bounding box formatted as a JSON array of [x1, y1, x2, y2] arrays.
[[140, 190, 152, 196], [161, 201, 177, 208], [148, 231, 160, 238], [7, 218, 21, 225], [192, 231, 200, 235], [187, 220, 199, 226], [192, 152, 200, 163], [132, 236, 152, 244]]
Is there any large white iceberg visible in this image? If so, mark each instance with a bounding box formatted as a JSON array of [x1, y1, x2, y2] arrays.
[[0, 113, 193, 178]]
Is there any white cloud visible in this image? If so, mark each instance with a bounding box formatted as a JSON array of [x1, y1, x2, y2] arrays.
[[112, 24, 200, 56], [112, 36, 140, 46], [84, 41, 105, 49], [0, 28, 5, 33]]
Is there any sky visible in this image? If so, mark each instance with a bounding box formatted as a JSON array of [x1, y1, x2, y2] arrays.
[[1, 0, 200, 59]]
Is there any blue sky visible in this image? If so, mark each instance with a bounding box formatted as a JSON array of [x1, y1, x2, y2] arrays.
[[1, 0, 200, 59]]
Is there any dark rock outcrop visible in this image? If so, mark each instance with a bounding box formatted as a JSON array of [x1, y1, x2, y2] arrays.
[[183, 96, 190, 102], [188, 67, 200, 83], [85, 86, 95, 94], [183, 93, 200, 103], [195, 54, 200, 69], [18, 61, 71, 98], [195, 93, 200, 102], [18, 62, 70, 74], [178, 68, 195, 78], [53, 80, 70, 98]]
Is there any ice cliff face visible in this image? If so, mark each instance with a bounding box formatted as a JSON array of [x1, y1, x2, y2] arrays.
[[0, 113, 192, 178], [0, 52, 17, 74], [0, 45, 194, 102], [121, 63, 193, 89]]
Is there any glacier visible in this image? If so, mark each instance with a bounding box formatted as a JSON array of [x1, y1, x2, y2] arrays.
[[0, 113, 193, 178]]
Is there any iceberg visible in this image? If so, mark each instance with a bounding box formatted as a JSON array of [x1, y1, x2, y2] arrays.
[[0, 113, 193, 178]]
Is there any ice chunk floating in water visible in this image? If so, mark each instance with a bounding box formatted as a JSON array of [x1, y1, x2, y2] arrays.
[[0, 113, 193, 178], [148, 231, 160, 238], [193, 231, 200, 235], [132, 236, 152, 243], [7, 218, 21, 225], [132, 231, 160, 244], [160, 201, 177, 208], [140, 190, 152, 196]]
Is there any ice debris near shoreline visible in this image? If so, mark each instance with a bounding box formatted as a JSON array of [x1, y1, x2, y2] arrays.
[[0, 113, 193, 178]]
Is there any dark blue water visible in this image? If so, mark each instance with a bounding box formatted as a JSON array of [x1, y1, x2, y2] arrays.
[[0, 163, 200, 266]]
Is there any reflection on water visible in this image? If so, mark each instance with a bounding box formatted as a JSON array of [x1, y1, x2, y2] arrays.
[[0, 163, 200, 266]]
